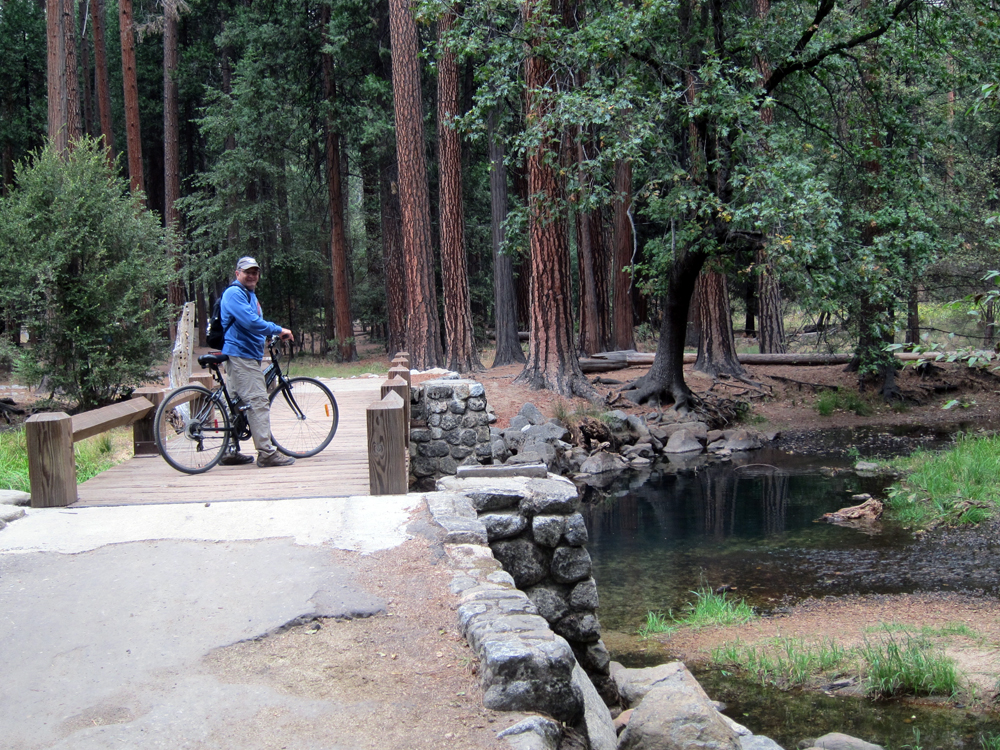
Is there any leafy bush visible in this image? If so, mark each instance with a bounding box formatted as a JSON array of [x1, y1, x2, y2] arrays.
[[0, 139, 175, 409]]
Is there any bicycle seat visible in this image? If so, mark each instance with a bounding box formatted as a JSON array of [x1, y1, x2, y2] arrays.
[[198, 353, 230, 368]]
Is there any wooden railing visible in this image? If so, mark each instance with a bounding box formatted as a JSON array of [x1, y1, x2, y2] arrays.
[[366, 352, 411, 495]]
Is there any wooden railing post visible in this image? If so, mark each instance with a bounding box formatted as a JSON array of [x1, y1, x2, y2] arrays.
[[367, 390, 407, 495], [190, 373, 214, 390], [393, 351, 411, 370], [26, 413, 77, 508], [387, 365, 410, 388], [132, 387, 166, 456], [381, 375, 410, 449]]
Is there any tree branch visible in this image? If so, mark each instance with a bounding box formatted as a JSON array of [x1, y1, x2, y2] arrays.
[[764, 0, 920, 95]]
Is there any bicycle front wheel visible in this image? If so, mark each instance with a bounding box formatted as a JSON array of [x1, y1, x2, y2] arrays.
[[269, 377, 338, 457], [155, 385, 231, 473]]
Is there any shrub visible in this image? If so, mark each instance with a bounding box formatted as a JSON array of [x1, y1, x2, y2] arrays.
[[0, 139, 175, 409]]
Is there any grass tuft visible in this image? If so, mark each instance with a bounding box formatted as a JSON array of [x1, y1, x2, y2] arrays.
[[860, 630, 959, 699], [712, 637, 851, 688], [638, 587, 756, 638], [1, 425, 132, 491], [886, 433, 1000, 528], [814, 388, 874, 417]]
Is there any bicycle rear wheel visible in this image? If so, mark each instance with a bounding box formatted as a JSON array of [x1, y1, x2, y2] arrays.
[[155, 385, 231, 474], [269, 377, 338, 457]]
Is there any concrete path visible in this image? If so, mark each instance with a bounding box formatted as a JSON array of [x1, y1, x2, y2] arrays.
[[0, 495, 422, 750]]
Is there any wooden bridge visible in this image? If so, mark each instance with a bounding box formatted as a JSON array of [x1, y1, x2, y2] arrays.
[[73, 380, 381, 507], [24, 352, 413, 508]]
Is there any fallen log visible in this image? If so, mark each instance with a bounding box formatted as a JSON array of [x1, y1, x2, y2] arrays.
[[579, 350, 949, 373]]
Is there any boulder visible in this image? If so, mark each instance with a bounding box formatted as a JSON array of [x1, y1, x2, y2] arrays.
[[618, 678, 739, 750], [723, 429, 762, 452], [498, 716, 562, 750], [562, 513, 589, 545], [663, 421, 709, 441], [571, 663, 618, 750], [519, 403, 547, 426], [550, 546, 592, 584], [0, 505, 26, 523], [664, 429, 703, 454], [741, 736, 784, 750], [525, 584, 570, 623], [612, 661, 693, 707], [578, 451, 628, 475], [804, 733, 884, 750]]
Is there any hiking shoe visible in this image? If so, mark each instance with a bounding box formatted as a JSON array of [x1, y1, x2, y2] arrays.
[[257, 451, 295, 468], [219, 451, 255, 466]]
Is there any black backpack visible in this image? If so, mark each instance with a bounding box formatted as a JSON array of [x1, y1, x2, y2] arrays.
[[207, 283, 250, 350]]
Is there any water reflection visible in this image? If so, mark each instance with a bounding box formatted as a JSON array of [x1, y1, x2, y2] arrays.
[[581, 448, 901, 632]]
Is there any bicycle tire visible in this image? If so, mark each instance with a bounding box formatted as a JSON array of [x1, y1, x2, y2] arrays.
[[268, 376, 338, 457], [154, 385, 231, 474]]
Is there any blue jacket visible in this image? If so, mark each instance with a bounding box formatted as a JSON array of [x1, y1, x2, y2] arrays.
[[221, 281, 283, 361]]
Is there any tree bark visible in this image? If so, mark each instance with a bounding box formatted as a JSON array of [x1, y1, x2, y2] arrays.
[[488, 109, 525, 367], [323, 15, 358, 362], [756, 244, 785, 353], [694, 268, 746, 378], [624, 248, 707, 409], [119, 0, 144, 199], [611, 155, 635, 350], [388, 0, 443, 370], [89, 0, 115, 160], [575, 132, 604, 357], [46, 0, 82, 153], [437, 10, 482, 372], [513, 0, 595, 399], [164, 0, 184, 312], [79, 0, 94, 136], [381, 155, 407, 357]]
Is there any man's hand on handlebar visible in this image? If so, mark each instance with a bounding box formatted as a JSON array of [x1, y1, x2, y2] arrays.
[[279, 328, 293, 341]]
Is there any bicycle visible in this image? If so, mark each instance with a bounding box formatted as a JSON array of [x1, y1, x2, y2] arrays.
[[154, 341, 339, 474]]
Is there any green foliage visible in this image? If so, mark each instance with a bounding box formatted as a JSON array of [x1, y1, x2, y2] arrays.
[[860, 631, 959, 699], [886, 433, 1000, 528], [980, 732, 1000, 750], [0, 0, 46, 168], [639, 587, 756, 639], [712, 637, 850, 689], [0, 426, 131, 491], [814, 388, 874, 417], [0, 139, 174, 409]]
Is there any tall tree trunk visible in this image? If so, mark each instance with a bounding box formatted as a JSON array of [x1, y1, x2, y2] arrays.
[[89, 0, 115, 160], [119, 0, 144, 199], [513, 0, 595, 399], [164, 0, 184, 312], [611, 155, 635, 350], [905, 283, 921, 345], [625, 248, 707, 409], [79, 0, 94, 136], [388, 0, 443, 370], [488, 109, 525, 367], [381, 155, 407, 357], [575, 133, 603, 357], [46, 0, 82, 153], [437, 10, 481, 373], [752, 0, 785, 354], [323, 11, 357, 362], [694, 268, 746, 378]]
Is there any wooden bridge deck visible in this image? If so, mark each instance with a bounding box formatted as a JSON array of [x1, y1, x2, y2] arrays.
[[74, 382, 381, 507]]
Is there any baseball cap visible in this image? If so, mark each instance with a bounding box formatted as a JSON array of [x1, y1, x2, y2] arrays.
[[236, 256, 260, 271]]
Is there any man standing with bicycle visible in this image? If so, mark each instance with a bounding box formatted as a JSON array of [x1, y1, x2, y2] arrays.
[[221, 256, 296, 468]]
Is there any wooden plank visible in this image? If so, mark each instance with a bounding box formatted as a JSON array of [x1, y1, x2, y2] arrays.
[[71, 398, 154, 443], [381, 376, 410, 449], [132, 388, 167, 456], [367, 391, 407, 495], [75, 386, 376, 506], [26, 412, 77, 508]]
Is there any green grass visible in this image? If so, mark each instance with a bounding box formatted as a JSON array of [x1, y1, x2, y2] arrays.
[[638, 587, 756, 638], [860, 630, 959, 699], [886, 433, 1000, 528], [867, 622, 981, 641], [0, 426, 132, 492], [712, 637, 851, 688], [980, 732, 1000, 750], [280, 356, 388, 379], [814, 388, 874, 417]]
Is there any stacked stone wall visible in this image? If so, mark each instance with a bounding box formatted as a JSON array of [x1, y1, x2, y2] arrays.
[[410, 379, 496, 486]]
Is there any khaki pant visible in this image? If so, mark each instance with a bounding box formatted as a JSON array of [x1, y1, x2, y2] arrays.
[[226, 356, 276, 456]]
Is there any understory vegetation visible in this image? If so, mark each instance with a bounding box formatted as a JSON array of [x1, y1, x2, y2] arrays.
[[0, 427, 133, 493], [711, 627, 964, 701], [638, 588, 757, 638], [886, 433, 1000, 528]]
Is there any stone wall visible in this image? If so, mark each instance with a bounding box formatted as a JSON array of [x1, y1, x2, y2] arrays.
[[409, 378, 497, 488], [431, 474, 617, 707]]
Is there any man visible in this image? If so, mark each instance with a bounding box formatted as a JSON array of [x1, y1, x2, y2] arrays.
[[220, 256, 295, 467]]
